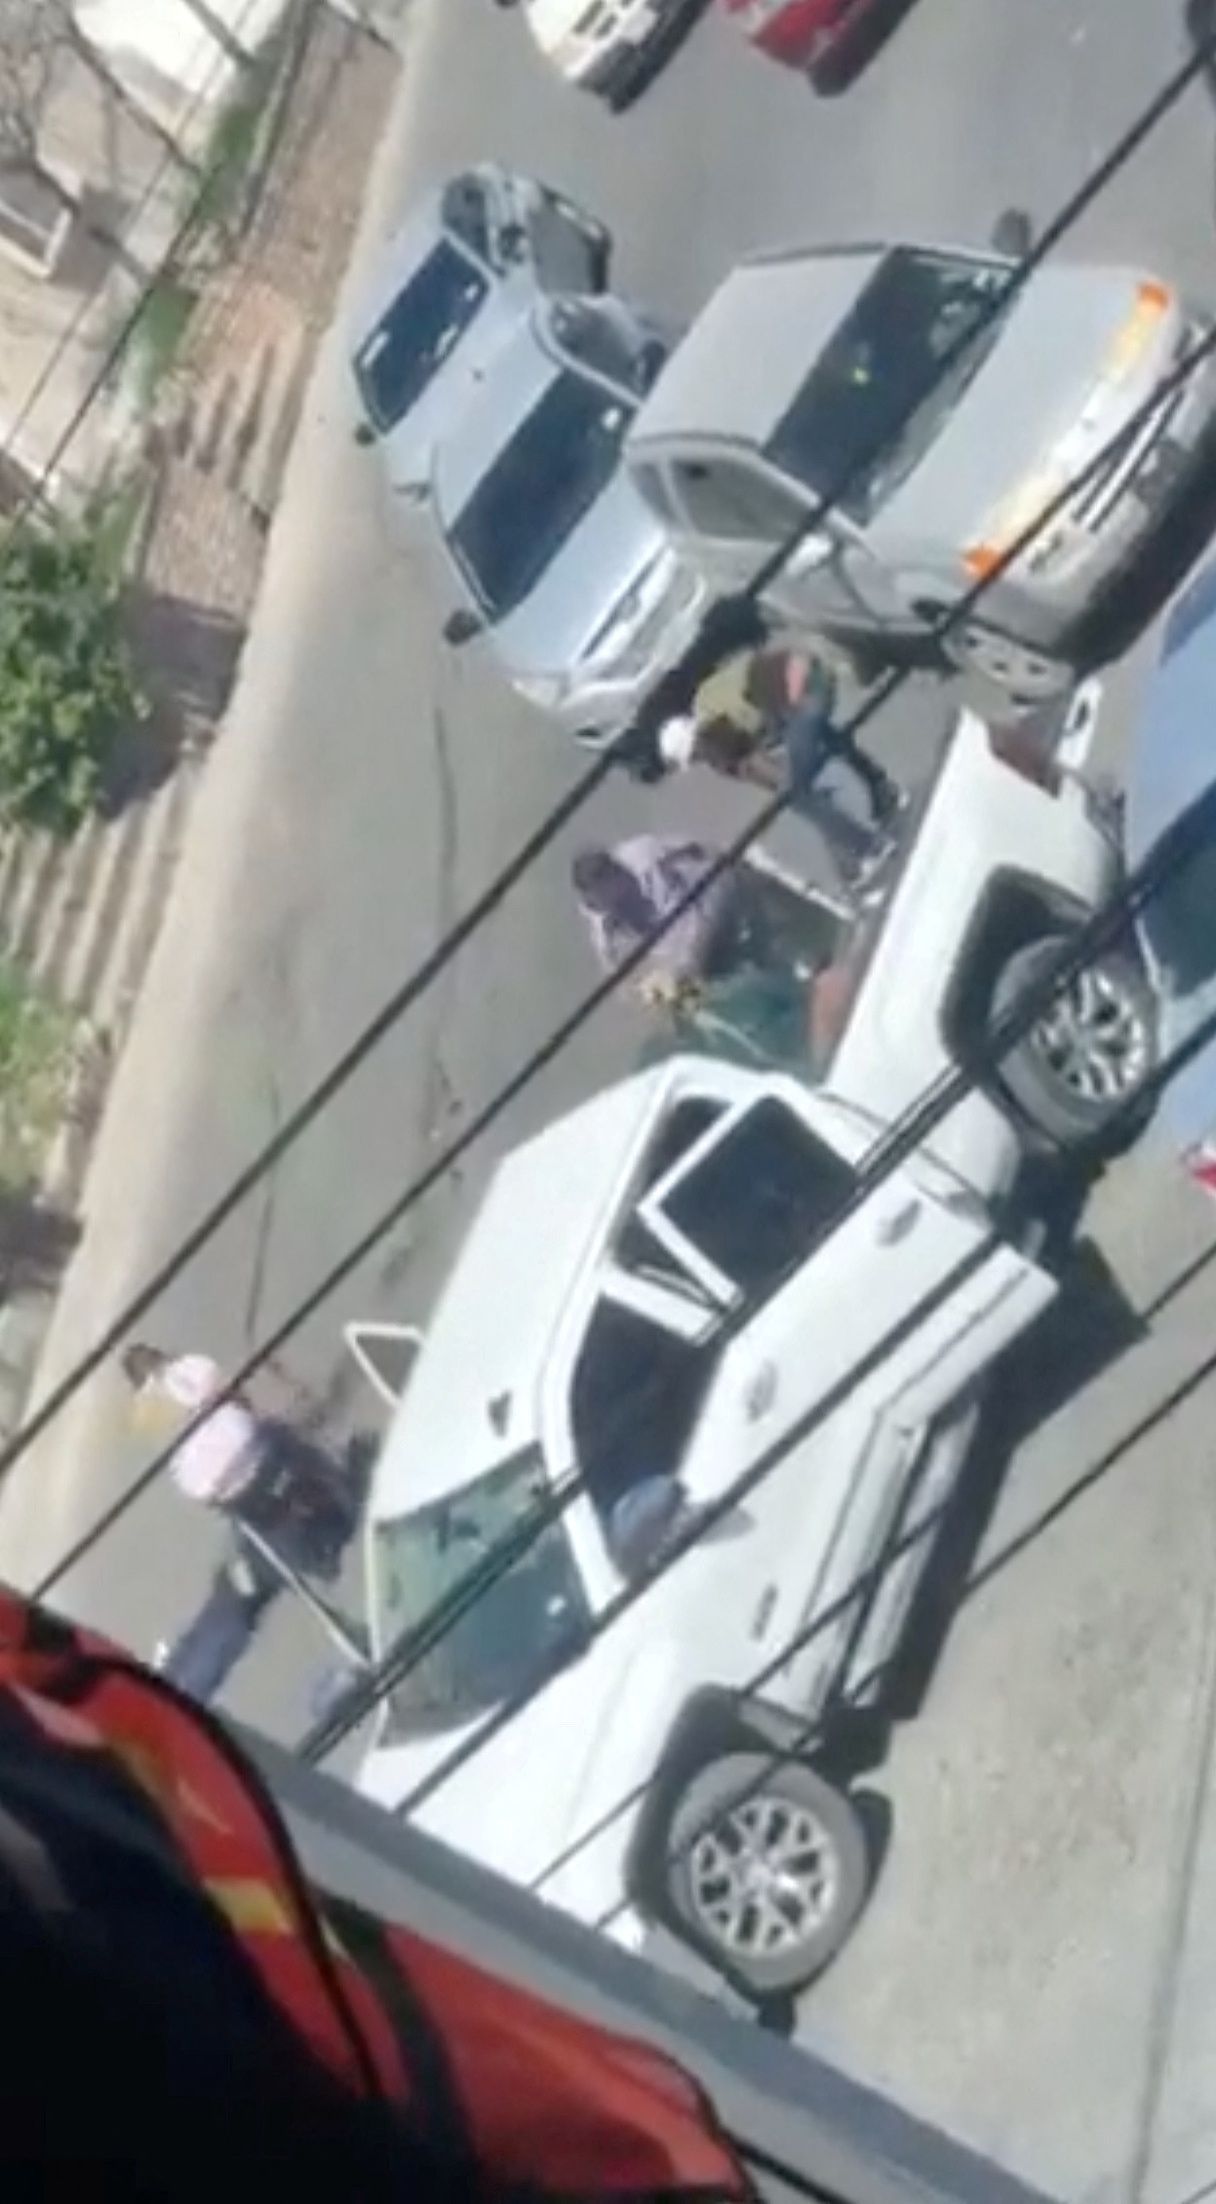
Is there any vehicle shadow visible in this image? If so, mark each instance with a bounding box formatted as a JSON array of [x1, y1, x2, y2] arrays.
[[613, 0, 714, 110], [873, 1230, 1148, 1719], [1186, 0, 1216, 105], [810, 0, 922, 96], [1070, 440, 1216, 674]]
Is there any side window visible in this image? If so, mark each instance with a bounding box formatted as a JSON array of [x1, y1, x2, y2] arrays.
[[549, 299, 665, 398], [658, 1099, 856, 1298], [615, 1097, 727, 1288], [673, 457, 812, 542], [441, 177, 491, 265], [570, 1298, 713, 1528], [639, 1097, 727, 1193]]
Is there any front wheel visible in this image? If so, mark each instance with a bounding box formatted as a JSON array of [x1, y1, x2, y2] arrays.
[[989, 933, 1158, 1152], [662, 1751, 869, 1998]]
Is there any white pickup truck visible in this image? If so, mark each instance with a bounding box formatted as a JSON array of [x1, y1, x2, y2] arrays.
[[350, 695, 1154, 2007], [758, 684, 1153, 1165]]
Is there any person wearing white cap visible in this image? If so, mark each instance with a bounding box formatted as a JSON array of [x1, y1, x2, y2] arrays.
[[657, 643, 902, 823]]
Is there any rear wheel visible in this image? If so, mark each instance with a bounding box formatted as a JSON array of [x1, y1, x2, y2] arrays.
[[989, 932, 1157, 1151], [662, 1752, 869, 1997]]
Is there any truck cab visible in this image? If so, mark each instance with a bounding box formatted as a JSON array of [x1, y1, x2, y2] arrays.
[[355, 1053, 1056, 2002]]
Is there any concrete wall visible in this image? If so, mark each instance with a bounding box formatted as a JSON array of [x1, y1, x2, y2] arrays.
[[77, 1, 292, 123], [0, 2, 299, 504]]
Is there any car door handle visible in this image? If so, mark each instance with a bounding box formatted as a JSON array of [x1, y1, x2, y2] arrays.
[[875, 1198, 921, 1246], [744, 1361, 778, 1421]]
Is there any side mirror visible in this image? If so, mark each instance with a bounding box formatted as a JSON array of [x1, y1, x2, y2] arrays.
[[991, 207, 1033, 259], [497, 219, 527, 262], [443, 606, 484, 648], [354, 421, 375, 448]]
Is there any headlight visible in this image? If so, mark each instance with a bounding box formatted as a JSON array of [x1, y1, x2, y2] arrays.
[[963, 466, 1068, 579], [1103, 279, 1172, 381]]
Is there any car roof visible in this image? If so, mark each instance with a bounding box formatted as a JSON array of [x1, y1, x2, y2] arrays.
[[368, 1067, 677, 1523], [630, 246, 882, 455], [431, 305, 562, 518]]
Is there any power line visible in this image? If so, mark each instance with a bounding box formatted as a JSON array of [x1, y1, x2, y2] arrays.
[[296, 778, 1216, 1780], [312, 969, 1216, 1867], [32, 313, 1216, 1625], [6, 18, 1214, 1500]]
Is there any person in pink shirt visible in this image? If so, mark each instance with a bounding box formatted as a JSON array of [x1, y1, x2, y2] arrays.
[[121, 1344, 358, 1581], [571, 833, 761, 996]]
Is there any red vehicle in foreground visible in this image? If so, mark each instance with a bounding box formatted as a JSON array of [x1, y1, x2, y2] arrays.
[[724, 0, 891, 84]]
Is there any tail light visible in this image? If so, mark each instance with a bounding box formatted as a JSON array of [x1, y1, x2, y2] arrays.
[[987, 720, 1062, 794], [1185, 1140, 1216, 1198]]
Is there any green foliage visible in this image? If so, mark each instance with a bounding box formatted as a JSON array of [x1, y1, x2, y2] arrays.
[[0, 961, 76, 1192], [128, 278, 198, 409], [0, 528, 145, 834]]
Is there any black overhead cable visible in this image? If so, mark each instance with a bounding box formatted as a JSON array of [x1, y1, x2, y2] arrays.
[[34, 316, 1216, 1633], [6, 19, 1213, 1506]]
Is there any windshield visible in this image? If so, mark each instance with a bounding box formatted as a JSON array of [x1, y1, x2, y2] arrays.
[[448, 370, 634, 620], [768, 247, 1011, 524], [354, 240, 488, 434], [372, 1450, 590, 1741]]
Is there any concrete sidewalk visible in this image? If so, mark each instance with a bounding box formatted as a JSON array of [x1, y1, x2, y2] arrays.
[[0, 0, 400, 1431]]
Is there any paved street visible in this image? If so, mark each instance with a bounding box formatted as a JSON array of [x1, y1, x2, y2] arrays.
[[6, 0, 1216, 2196]]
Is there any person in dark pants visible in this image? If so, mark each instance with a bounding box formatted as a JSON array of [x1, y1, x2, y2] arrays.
[[154, 1535, 284, 1705], [653, 643, 904, 898], [122, 1344, 359, 1581], [657, 644, 902, 822]]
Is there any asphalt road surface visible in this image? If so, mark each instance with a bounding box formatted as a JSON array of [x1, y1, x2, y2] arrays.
[[7, 1, 1216, 2195]]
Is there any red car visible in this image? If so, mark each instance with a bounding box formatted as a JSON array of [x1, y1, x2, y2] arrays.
[[724, 0, 889, 82]]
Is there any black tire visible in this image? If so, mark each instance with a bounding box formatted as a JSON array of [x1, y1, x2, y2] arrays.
[[989, 932, 1158, 1152], [662, 1751, 869, 1998]]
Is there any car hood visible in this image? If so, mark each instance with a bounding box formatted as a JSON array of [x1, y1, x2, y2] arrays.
[[374, 288, 530, 498], [492, 472, 670, 684], [876, 265, 1164, 555], [356, 1617, 685, 1925]]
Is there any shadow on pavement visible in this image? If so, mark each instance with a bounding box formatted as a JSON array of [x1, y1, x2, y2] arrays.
[[881, 1228, 1216, 1722], [101, 591, 246, 817], [1071, 442, 1216, 674], [1187, 0, 1216, 103]]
